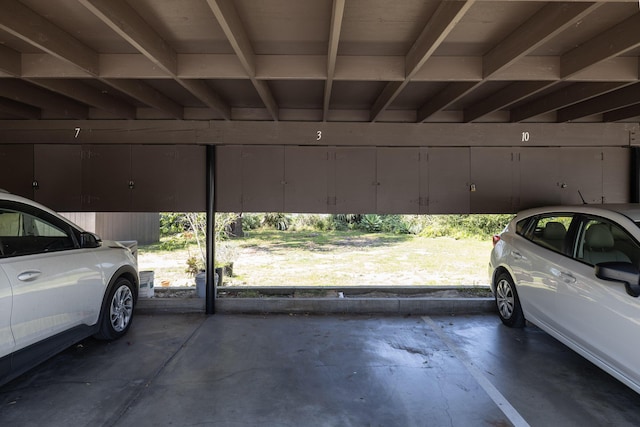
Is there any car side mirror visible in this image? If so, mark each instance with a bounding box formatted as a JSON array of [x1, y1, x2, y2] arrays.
[[594, 261, 640, 298], [80, 232, 102, 249]]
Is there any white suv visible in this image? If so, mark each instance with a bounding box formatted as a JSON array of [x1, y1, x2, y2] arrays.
[[0, 190, 138, 385], [489, 204, 640, 394]]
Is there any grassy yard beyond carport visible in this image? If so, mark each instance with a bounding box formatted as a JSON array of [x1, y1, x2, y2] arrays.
[[139, 229, 492, 288]]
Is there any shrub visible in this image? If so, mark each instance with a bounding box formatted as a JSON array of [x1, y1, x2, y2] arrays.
[[360, 214, 382, 232], [418, 214, 513, 240], [290, 214, 334, 231], [242, 213, 262, 230], [262, 213, 291, 230]]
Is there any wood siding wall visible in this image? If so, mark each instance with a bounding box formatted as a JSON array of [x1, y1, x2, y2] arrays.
[[60, 212, 160, 245]]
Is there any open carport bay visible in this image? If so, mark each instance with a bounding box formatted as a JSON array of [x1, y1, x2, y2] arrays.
[[0, 313, 639, 427]]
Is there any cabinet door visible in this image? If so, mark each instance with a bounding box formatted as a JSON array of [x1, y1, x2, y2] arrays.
[[34, 144, 82, 211], [518, 148, 561, 210], [131, 145, 176, 212], [0, 144, 34, 199], [242, 146, 284, 212], [130, 145, 205, 212], [284, 146, 328, 213], [471, 148, 515, 213], [84, 145, 132, 212], [377, 147, 419, 214], [428, 148, 470, 214], [174, 145, 206, 212], [215, 145, 243, 212], [334, 147, 376, 213], [559, 148, 603, 205], [603, 147, 629, 204]]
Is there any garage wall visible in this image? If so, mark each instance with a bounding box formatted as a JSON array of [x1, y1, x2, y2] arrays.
[[215, 145, 630, 214]]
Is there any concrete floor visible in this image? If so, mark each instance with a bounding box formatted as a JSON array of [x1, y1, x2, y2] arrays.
[[1, 313, 639, 427]]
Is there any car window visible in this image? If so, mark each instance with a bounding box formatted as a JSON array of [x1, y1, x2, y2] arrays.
[[524, 214, 573, 254], [575, 217, 640, 267], [0, 208, 75, 258]]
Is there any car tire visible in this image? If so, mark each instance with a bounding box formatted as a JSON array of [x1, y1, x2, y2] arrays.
[[94, 277, 135, 340], [495, 272, 525, 328]]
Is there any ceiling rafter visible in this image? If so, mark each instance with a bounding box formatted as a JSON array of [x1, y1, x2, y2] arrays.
[[0, 0, 99, 75], [0, 0, 638, 125], [206, 0, 279, 121], [512, 12, 640, 123], [323, 0, 345, 122], [0, 97, 40, 119], [78, 0, 230, 120], [603, 103, 640, 122], [557, 82, 640, 122], [13, 53, 638, 83], [0, 79, 88, 119], [464, 82, 553, 123], [372, 0, 476, 122], [0, 0, 183, 119], [27, 79, 136, 119], [510, 82, 631, 122], [460, 2, 602, 123], [483, 2, 602, 78], [104, 79, 183, 120], [0, 44, 21, 76], [561, 12, 640, 79]]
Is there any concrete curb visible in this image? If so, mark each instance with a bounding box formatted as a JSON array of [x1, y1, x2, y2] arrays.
[[136, 297, 496, 315]]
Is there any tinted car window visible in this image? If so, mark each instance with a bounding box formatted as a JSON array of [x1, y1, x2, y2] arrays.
[[515, 218, 529, 235], [0, 208, 75, 257], [524, 214, 573, 254], [575, 217, 640, 266]]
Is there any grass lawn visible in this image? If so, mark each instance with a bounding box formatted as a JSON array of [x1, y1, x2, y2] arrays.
[[138, 229, 492, 288]]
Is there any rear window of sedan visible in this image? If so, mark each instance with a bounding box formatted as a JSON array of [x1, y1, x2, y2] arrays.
[[519, 214, 574, 254]]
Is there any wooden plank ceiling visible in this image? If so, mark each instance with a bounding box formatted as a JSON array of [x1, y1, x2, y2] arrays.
[[0, 0, 639, 124]]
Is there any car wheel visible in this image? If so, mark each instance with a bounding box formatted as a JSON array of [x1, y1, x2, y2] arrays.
[[495, 273, 525, 328], [94, 277, 135, 340]]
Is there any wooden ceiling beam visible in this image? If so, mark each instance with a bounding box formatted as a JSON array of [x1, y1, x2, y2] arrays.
[[511, 82, 630, 122], [464, 82, 553, 123], [79, 0, 230, 120], [11, 53, 638, 83], [417, 82, 476, 123], [0, 79, 88, 119], [0, 0, 99, 75], [206, 0, 278, 120], [462, 2, 601, 123], [78, 0, 177, 75], [483, 2, 601, 78], [607, 56, 640, 123], [603, 104, 640, 122], [323, 0, 345, 121], [562, 12, 640, 78], [27, 79, 136, 119], [0, 45, 21, 76], [371, 0, 476, 122], [103, 79, 183, 120], [558, 82, 640, 122], [0, 97, 40, 119]]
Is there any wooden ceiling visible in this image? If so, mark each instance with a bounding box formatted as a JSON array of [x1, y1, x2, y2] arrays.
[[0, 0, 639, 124]]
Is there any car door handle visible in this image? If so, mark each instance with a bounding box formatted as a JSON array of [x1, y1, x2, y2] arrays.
[[17, 270, 42, 282], [511, 250, 523, 259], [559, 272, 576, 284]]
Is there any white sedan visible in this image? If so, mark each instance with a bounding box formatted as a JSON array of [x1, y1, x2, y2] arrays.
[[0, 190, 138, 386], [489, 204, 640, 394]]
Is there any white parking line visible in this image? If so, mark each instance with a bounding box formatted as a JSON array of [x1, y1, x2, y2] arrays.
[[422, 316, 530, 427]]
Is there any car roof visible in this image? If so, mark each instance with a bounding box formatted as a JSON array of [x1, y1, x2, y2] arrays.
[[517, 204, 640, 223]]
